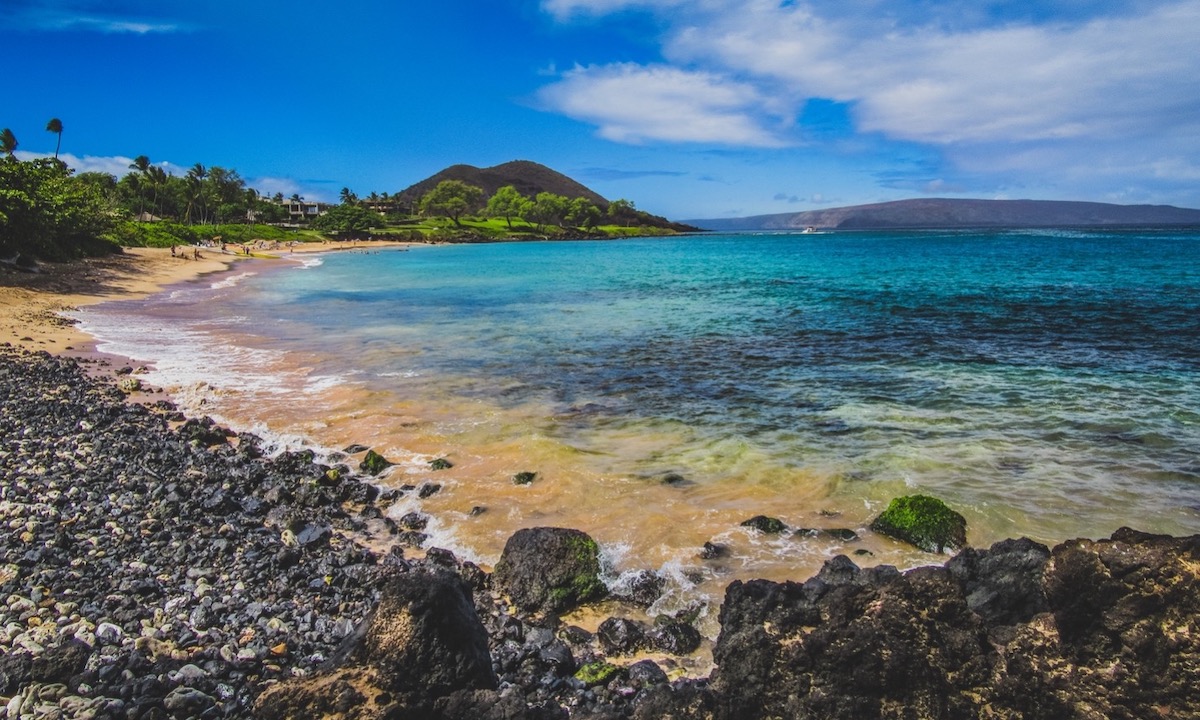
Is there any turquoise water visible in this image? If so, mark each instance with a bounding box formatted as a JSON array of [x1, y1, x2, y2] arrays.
[[80, 228, 1200, 599]]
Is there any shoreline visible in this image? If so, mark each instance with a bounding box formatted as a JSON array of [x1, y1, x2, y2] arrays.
[[1, 345, 1197, 718], [0, 240, 420, 356], [3, 246, 1200, 716]]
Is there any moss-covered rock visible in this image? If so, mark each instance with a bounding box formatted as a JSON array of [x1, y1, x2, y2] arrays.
[[358, 449, 393, 476], [493, 527, 608, 615], [513, 471, 537, 485], [574, 661, 622, 687], [741, 515, 788, 534], [429, 457, 453, 471], [869, 494, 967, 553]]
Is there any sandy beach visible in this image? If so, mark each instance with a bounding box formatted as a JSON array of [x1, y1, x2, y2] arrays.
[[0, 241, 413, 355]]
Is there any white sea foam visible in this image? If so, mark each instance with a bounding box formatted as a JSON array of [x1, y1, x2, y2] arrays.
[[292, 256, 325, 269], [383, 485, 486, 566], [70, 307, 351, 415], [210, 272, 257, 290]]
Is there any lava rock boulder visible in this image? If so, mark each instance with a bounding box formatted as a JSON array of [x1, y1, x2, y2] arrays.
[[254, 569, 496, 719], [493, 527, 608, 615]]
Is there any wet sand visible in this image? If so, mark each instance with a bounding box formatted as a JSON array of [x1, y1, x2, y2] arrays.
[[0, 241, 415, 354]]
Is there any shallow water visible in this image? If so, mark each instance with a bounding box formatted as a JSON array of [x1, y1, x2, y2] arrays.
[[76, 230, 1200, 628]]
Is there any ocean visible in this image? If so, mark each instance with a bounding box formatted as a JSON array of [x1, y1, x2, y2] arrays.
[[76, 228, 1200, 624]]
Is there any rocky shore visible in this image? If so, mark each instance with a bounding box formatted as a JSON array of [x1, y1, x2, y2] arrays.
[[2, 346, 1198, 719]]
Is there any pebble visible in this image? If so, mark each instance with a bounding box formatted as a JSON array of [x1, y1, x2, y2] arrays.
[[0, 346, 689, 719]]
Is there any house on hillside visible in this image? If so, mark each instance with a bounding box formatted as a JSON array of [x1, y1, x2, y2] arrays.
[[285, 200, 330, 222]]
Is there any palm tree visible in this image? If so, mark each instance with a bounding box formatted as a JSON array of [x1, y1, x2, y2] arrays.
[[45, 118, 63, 159], [183, 175, 204, 225], [129, 155, 151, 216], [244, 188, 259, 223], [187, 164, 208, 223], [1, 128, 17, 157], [147, 165, 168, 219], [339, 187, 357, 206]]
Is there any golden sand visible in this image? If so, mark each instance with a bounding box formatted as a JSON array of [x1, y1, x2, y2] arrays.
[[0, 241, 416, 354]]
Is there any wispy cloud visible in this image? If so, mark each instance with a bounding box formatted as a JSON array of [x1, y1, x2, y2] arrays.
[[540, 0, 685, 20], [575, 166, 687, 181], [8, 1, 184, 33], [538, 63, 790, 146]]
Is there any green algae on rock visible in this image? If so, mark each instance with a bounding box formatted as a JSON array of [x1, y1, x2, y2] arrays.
[[740, 515, 787, 534], [429, 457, 453, 471], [513, 471, 537, 485], [358, 449, 393, 476], [870, 494, 968, 553], [493, 527, 607, 615], [574, 661, 621, 687]]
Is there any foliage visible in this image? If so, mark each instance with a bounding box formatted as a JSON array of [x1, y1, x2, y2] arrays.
[[0, 156, 118, 261], [103, 222, 299, 248], [869, 494, 968, 553], [529, 191, 571, 228], [0, 129, 16, 157], [310, 204, 379, 238], [45, 118, 63, 159], [485, 185, 531, 229], [103, 220, 202, 248], [419, 180, 483, 226], [567, 196, 602, 228]]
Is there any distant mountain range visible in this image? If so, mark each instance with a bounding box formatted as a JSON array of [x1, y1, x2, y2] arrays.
[[395, 160, 608, 208], [687, 198, 1200, 231]]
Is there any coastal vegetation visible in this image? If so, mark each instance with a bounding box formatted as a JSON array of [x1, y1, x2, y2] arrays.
[[0, 121, 691, 262], [0, 153, 117, 263]]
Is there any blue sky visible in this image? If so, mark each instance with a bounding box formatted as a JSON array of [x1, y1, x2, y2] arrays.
[[4, 0, 1199, 219]]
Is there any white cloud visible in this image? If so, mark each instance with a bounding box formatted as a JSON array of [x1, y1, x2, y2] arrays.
[[538, 63, 790, 146], [13, 151, 159, 177], [539, 0, 1200, 195], [663, 0, 1200, 146]]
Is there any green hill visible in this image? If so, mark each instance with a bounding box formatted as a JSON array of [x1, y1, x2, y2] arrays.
[[395, 160, 608, 208]]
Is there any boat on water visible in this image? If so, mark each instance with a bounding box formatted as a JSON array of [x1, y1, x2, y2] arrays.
[[802, 226, 818, 233]]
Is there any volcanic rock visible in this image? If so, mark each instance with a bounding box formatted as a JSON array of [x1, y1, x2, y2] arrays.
[[493, 527, 607, 615]]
